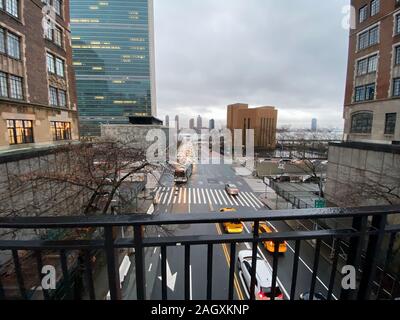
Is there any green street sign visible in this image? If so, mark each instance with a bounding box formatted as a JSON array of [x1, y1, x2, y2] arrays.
[[315, 199, 326, 208]]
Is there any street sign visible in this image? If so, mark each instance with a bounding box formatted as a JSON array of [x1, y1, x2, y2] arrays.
[[315, 199, 326, 208]]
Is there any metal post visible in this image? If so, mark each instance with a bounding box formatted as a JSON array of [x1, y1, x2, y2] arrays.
[[134, 225, 146, 300]]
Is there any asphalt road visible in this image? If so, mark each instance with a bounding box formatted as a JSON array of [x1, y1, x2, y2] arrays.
[[146, 146, 343, 300]]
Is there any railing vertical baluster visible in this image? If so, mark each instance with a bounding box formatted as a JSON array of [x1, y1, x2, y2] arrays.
[[0, 272, 5, 300], [59, 250, 71, 300], [270, 241, 280, 300], [12, 250, 27, 299], [327, 238, 341, 301], [133, 225, 145, 301], [358, 214, 387, 300], [376, 232, 396, 300], [35, 250, 50, 300], [290, 240, 301, 300], [207, 244, 213, 300], [250, 220, 259, 301], [161, 246, 167, 300], [105, 226, 121, 300], [84, 251, 96, 300], [228, 243, 236, 301], [309, 239, 322, 300], [341, 216, 367, 300], [184, 245, 191, 300]]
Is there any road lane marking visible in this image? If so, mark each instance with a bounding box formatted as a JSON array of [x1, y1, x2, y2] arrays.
[[188, 188, 191, 204], [201, 188, 206, 204], [238, 194, 250, 207], [193, 188, 197, 204], [148, 263, 153, 272], [167, 188, 174, 205], [215, 224, 244, 300], [213, 189, 222, 205], [178, 188, 183, 204], [247, 192, 265, 207], [183, 188, 187, 204], [241, 192, 257, 209], [235, 195, 245, 207], [218, 190, 228, 205], [230, 195, 239, 206], [220, 190, 234, 206], [210, 189, 217, 205], [205, 189, 214, 211], [197, 188, 202, 204]]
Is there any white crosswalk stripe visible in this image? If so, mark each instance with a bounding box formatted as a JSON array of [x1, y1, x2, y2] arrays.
[[155, 187, 263, 209]]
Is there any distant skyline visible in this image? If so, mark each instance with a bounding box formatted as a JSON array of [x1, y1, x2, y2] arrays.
[[154, 0, 348, 129]]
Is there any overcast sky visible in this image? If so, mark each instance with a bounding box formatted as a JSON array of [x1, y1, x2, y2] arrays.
[[154, 0, 349, 129]]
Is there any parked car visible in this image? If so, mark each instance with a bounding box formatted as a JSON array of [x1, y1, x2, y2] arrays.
[[225, 184, 239, 196], [299, 292, 327, 300], [220, 208, 243, 234], [238, 250, 284, 300]]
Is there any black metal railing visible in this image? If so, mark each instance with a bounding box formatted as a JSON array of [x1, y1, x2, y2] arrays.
[[0, 205, 400, 300]]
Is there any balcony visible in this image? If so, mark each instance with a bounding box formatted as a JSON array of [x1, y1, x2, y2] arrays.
[[0, 205, 399, 300]]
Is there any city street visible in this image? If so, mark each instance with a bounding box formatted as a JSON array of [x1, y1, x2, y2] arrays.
[[144, 145, 343, 300]]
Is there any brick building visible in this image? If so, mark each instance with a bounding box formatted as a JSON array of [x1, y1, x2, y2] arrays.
[[227, 103, 278, 150], [326, 0, 400, 207], [0, 0, 79, 153], [343, 0, 400, 143]]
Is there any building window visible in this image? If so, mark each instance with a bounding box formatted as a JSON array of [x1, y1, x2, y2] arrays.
[[357, 55, 378, 75], [351, 112, 373, 134], [46, 52, 65, 77], [384, 113, 397, 135], [0, 71, 7, 97], [49, 86, 67, 107], [358, 26, 379, 50], [355, 83, 375, 102], [55, 57, 64, 77], [47, 52, 55, 73], [45, 20, 53, 41], [394, 78, 400, 97], [370, 0, 380, 16], [51, 121, 71, 141], [2, 0, 19, 18], [396, 46, 400, 65], [7, 120, 34, 145], [49, 86, 58, 106], [54, 26, 62, 47], [58, 89, 66, 107], [53, 0, 62, 16], [359, 5, 368, 23], [7, 32, 20, 59], [0, 27, 21, 59], [9, 75, 23, 99], [396, 14, 400, 35], [0, 28, 5, 53]]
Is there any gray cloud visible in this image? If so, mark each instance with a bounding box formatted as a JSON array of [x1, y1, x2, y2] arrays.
[[154, 0, 349, 129]]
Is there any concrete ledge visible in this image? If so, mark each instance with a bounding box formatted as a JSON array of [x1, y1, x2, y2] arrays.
[[329, 141, 400, 154]]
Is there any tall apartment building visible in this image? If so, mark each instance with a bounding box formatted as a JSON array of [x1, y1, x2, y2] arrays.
[[326, 0, 400, 207], [343, 0, 400, 143], [71, 0, 157, 137], [0, 0, 79, 152], [227, 103, 278, 149], [196, 115, 202, 129]]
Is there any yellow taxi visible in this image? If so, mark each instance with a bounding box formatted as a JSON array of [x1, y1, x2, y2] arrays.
[[219, 208, 243, 234], [252, 222, 287, 254]]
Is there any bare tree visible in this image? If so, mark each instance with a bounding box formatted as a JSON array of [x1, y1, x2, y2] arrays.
[[9, 139, 152, 216], [292, 159, 326, 198]]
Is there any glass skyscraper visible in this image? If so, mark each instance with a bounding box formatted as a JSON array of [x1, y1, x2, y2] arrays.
[[70, 0, 156, 136]]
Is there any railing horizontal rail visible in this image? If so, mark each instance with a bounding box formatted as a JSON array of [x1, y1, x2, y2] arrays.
[[0, 205, 399, 229]]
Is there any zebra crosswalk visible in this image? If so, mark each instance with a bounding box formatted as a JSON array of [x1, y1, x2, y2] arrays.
[[154, 187, 265, 209]]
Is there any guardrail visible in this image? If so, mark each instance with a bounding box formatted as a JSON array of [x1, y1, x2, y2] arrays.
[[0, 206, 400, 300]]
